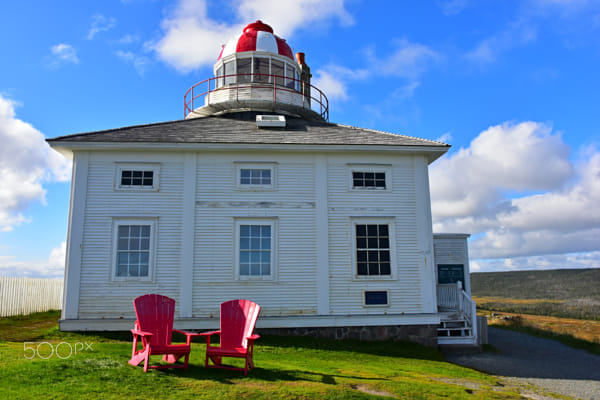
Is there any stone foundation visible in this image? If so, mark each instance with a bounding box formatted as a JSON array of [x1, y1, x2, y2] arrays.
[[257, 324, 438, 348]]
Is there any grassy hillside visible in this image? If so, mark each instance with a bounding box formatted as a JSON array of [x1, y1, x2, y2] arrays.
[[471, 268, 600, 320]]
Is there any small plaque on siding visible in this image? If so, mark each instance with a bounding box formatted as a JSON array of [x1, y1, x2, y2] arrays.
[[437, 264, 464, 285]]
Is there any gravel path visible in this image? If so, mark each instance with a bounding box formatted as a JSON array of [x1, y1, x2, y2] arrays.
[[445, 327, 600, 400]]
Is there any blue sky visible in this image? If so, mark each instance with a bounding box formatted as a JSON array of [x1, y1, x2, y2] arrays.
[[0, 0, 599, 278]]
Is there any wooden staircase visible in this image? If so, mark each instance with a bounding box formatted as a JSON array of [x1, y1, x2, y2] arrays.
[[436, 282, 478, 346]]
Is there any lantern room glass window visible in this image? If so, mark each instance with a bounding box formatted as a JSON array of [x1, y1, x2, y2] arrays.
[[216, 56, 299, 91]]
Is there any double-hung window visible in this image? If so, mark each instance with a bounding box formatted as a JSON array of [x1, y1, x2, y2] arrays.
[[113, 219, 156, 280], [353, 219, 395, 279], [236, 219, 276, 279]]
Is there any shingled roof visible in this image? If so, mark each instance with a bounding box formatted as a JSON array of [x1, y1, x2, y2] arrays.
[[47, 113, 449, 161]]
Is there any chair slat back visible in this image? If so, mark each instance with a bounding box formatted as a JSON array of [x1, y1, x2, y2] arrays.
[[220, 299, 261, 349], [133, 294, 175, 346]]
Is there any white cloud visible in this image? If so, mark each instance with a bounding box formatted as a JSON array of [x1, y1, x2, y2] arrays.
[[371, 39, 442, 79], [48, 44, 79, 68], [153, 0, 354, 72], [431, 121, 600, 262], [0, 242, 66, 278], [0, 95, 71, 232], [465, 18, 537, 65], [438, 0, 470, 16], [313, 40, 439, 103], [116, 50, 152, 75], [87, 13, 116, 40]]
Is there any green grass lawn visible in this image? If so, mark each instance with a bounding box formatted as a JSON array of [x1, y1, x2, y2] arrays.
[[0, 311, 523, 399]]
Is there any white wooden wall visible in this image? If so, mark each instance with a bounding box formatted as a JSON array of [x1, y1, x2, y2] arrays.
[[70, 149, 436, 322]]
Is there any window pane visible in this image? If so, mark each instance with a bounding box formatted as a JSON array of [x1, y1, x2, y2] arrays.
[[272, 60, 284, 85], [139, 264, 149, 276], [379, 225, 389, 236], [367, 238, 378, 248], [216, 65, 224, 88], [251, 252, 261, 263], [380, 263, 391, 275], [237, 58, 251, 83], [357, 250, 367, 262], [250, 263, 261, 275], [286, 64, 295, 89], [240, 238, 250, 250], [224, 61, 235, 84], [367, 225, 378, 236], [261, 225, 271, 236], [379, 237, 389, 249], [261, 238, 271, 249], [240, 252, 250, 263], [129, 264, 140, 277], [130, 226, 140, 236], [240, 225, 250, 236], [250, 225, 261, 236], [253, 57, 269, 82], [118, 226, 129, 238], [356, 225, 366, 236], [117, 264, 128, 277], [240, 263, 250, 275], [368, 263, 379, 275], [357, 263, 368, 275], [262, 263, 270, 275]]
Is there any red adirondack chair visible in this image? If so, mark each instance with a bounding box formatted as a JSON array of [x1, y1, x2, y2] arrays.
[[200, 299, 261, 375], [129, 294, 201, 372]]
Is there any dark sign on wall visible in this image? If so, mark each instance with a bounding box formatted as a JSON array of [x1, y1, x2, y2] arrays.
[[437, 264, 465, 285]]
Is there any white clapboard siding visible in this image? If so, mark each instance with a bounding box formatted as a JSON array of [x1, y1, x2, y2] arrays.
[[327, 154, 424, 315], [0, 277, 63, 317], [77, 152, 185, 319], [433, 234, 471, 294], [193, 153, 319, 317]]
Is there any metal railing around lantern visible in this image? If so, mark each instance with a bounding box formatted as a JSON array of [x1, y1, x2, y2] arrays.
[[184, 73, 329, 121]]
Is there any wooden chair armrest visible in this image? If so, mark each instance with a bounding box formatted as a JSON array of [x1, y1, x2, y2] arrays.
[[131, 329, 154, 337], [247, 334, 260, 342], [198, 330, 221, 337], [198, 330, 220, 346], [173, 329, 205, 345]]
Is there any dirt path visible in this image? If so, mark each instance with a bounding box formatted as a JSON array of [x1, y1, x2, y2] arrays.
[[445, 327, 600, 400]]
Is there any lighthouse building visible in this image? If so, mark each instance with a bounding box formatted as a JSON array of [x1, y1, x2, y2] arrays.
[[48, 21, 477, 347]]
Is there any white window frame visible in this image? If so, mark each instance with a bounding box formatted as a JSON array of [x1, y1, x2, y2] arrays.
[[351, 218, 397, 280], [115, 163, 160, 192], [111, 218, 157, 282], [235, 162, 277, 190], [348, 164, 392, 191], [234, 218, 277, 281]]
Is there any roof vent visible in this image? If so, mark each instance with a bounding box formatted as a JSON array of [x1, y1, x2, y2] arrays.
[[256, 115, 286, 128]]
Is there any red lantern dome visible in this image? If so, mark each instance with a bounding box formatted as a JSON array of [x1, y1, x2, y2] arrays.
[[218, 20, 294, 60]]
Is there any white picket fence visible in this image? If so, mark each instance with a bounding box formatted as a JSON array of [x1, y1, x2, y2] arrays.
[[0, 277, 63, 317]]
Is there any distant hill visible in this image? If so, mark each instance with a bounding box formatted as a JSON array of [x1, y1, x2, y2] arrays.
[[471, 268, 600, 300]]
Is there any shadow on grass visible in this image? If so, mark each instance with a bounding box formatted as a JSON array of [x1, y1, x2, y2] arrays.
[[159, 363, 385, 386]]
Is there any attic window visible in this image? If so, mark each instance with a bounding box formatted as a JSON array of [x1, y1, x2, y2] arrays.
[[256, 115, 286, 128], [115, 164, 160, 191]]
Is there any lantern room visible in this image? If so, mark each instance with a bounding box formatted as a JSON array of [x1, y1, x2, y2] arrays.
[[184, 21, 328, 121]]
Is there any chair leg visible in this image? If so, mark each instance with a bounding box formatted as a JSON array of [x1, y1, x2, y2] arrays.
[[143, 352, 150, 373]]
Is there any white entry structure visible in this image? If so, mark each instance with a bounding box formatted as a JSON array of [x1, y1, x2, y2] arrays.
[[48, 21, 477, 347]]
